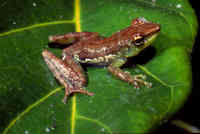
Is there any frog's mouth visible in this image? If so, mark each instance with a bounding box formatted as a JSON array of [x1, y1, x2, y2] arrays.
[[143, 32, 159, 47], [134, 32, 159, 47]]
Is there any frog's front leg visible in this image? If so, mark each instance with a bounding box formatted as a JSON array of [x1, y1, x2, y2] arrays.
[[42, 50, 94, 103], [49, 32, 102, 45], [108, 57, 152, 89]]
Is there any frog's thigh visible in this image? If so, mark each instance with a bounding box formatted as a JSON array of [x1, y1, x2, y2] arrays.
[[42, 50, 85, 86], [62, 52, 86, 85]]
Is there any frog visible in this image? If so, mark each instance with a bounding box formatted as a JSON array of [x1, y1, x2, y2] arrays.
[[42, 18, 160, 103]]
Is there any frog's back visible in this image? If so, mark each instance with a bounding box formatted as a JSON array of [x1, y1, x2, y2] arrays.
[[65, 18, 160, 65]]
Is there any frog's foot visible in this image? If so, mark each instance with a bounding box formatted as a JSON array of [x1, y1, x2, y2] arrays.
[[108, 66, 152, 89], [62, 87, 94, 104], [131, 74, 152, 89]]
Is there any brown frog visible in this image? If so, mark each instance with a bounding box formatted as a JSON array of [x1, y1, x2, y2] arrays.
[[42, 18, 160, 103]]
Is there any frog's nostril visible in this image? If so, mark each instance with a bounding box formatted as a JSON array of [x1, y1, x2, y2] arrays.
[[48, 35, 54, 42], [154, 24, 161, 32]]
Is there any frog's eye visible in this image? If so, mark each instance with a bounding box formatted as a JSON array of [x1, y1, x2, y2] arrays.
[[134, 35, 142, 40], [134, 35, 144, 46]]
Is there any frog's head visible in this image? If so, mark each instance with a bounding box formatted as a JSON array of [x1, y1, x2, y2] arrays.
[[129, 18, 160, 56]]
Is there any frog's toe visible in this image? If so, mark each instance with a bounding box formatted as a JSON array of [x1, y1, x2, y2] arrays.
[[132, 74, 152, 89]]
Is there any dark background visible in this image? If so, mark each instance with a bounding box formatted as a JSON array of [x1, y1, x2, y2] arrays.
[[154, 1, 200, 133]]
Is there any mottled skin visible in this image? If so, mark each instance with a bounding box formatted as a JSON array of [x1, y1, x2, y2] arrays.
[[42, 18, 160, 103]]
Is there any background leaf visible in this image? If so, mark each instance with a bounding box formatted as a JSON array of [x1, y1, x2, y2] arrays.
[[0, 0, 198, 134]]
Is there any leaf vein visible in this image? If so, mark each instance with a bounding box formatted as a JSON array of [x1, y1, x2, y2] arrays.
[[0, 20, 75, 37], [137, 65, 172, 87], [137, 65, 175, 117], [3, 87, 63, 134], [77, 115, 112, 134]]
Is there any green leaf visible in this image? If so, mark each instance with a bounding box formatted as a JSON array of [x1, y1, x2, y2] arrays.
[[0, 0, 197, 134]]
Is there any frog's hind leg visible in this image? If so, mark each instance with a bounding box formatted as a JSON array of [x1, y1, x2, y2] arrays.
[[42, 50, 93, 103], [49, 32, 103, 45]]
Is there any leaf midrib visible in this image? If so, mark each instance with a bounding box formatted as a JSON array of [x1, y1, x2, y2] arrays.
[[70, 0, 82, 134]]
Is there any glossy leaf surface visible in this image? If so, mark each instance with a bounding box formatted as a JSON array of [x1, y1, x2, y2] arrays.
[[0, 0, 197, 133]]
